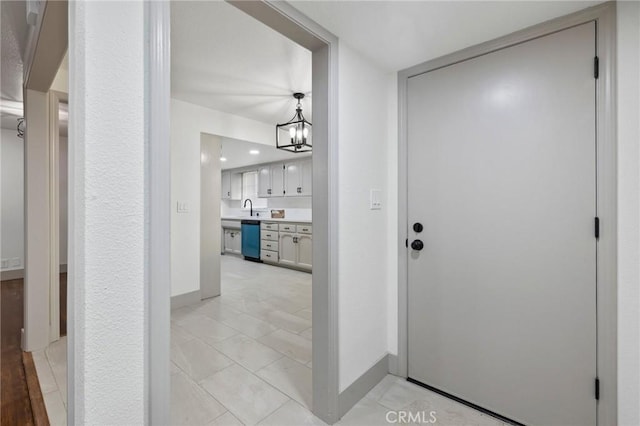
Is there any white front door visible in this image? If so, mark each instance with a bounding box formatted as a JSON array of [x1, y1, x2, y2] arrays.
[[407, 23, 597, 425]]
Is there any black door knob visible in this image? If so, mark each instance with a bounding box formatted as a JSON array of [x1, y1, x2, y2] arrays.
[[411, 239, 424, 251], [413, 223, 423, 233]]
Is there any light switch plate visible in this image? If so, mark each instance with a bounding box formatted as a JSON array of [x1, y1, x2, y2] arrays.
[[177, 201, 190, 213], [370, 189, 382, 210]]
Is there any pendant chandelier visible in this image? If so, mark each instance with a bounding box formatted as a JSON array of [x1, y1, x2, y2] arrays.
[[276, 92, 312, 153]]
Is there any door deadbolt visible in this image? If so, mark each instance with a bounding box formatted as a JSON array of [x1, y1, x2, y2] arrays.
[[411, 240, 424, 251], [413, 223, 424, 233]]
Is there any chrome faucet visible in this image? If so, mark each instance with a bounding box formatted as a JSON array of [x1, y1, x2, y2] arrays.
[[243, 198, 253, 216]]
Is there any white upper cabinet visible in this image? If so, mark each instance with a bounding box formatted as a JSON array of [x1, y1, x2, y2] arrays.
[[284, 162, 301, 197], [257, 164, 285, 198], [258, 166, 271, 198], [284, 159, 312, 197], [299, 159, 312, 197], [271, 164, 285, 197], [221, 171, 242, 200], [256, 159, 311, 198]]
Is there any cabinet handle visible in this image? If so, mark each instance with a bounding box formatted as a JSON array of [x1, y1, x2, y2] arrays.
[[267, 189, 272, 195], [293, 236, 298, 243]]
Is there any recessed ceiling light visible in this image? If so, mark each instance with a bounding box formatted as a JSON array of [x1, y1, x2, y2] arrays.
[[249, 150, 260, 155], [220, 157, 227, 162]]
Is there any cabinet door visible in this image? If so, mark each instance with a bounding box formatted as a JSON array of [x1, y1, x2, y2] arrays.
[[271, 164, 285, 197], [230, 173, 242, 200], [221, 171, 231, 199], [279, 232, 297, 266], [284, 162, 301, 197], [297, 233, 312, 270], [299, 159, 312, 197], [224, 229, 233, 252], [232, 230, 242, 254], [258, 166, 271, 198]]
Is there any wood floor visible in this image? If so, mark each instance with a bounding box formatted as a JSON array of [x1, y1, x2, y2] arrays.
[[1, 275, 66, 425], [1, 279, 34, 425]]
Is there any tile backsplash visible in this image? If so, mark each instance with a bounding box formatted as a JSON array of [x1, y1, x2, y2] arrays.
[[221, 198, 311, 221]]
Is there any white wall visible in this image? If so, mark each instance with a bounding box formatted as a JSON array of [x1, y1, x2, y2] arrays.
[[338, 43, 392, 392], [200, 134, 222, 299], [1, 128, 24, 272], [616, 2, 640, 424], [23, 89, 51, 351], [69, 1, 146, 422], [171, 98, 274, 296]]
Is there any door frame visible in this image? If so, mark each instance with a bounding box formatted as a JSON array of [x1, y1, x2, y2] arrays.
[[48, 89, 68, 344], [148, 1, 341, 424], [395, 3, 617, 425]]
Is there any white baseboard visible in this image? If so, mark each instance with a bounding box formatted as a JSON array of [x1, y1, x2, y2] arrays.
[[1, 264, 68, 282], [171, 290, 202, 310], [338, 354, 389, 419], [1, 268, 24, 281]]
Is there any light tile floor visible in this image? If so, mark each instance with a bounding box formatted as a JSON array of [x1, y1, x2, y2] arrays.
[[33, 255, 506, 426]]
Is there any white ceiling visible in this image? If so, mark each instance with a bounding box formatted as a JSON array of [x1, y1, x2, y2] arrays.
[[1, 0, 29, 130], [220, 137, 311, 171], [290, 1, 603, 72], [171, 1, 312, 126], [171, 0, 602, 129]]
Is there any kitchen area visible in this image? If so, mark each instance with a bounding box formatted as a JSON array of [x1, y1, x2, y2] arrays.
[[219, 138, 313, 273]]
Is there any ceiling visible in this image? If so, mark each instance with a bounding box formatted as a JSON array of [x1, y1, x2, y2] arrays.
[[171, 0, 601, 128], [1, 0, 29, 130], [220, 137, 310, 171], [290, 1, 602, 72], [171, 1, 312, 126]]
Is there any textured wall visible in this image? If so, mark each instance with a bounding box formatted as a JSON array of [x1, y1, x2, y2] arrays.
[[69, 1, 146, 423], [0, 128, 24, 271], [617, 2, 640, 424]]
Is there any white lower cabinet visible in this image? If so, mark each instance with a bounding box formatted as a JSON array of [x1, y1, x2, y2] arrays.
[[278, 230, 312, 271], [261, 224, 279, 263], [278, 232, 298, 267], [260, 249, 278, 263], [296, 233, 313, 269], [259, 221, 312, 271], [224, 229, 242, 255]]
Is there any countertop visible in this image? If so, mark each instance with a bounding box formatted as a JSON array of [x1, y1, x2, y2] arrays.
[[221, 216, 312, 224]]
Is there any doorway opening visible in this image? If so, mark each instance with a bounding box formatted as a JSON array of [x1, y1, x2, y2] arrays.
[[162, 1, 338, 424]]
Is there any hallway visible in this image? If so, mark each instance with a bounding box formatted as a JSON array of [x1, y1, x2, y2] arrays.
[[32, 256, 508, 425]]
